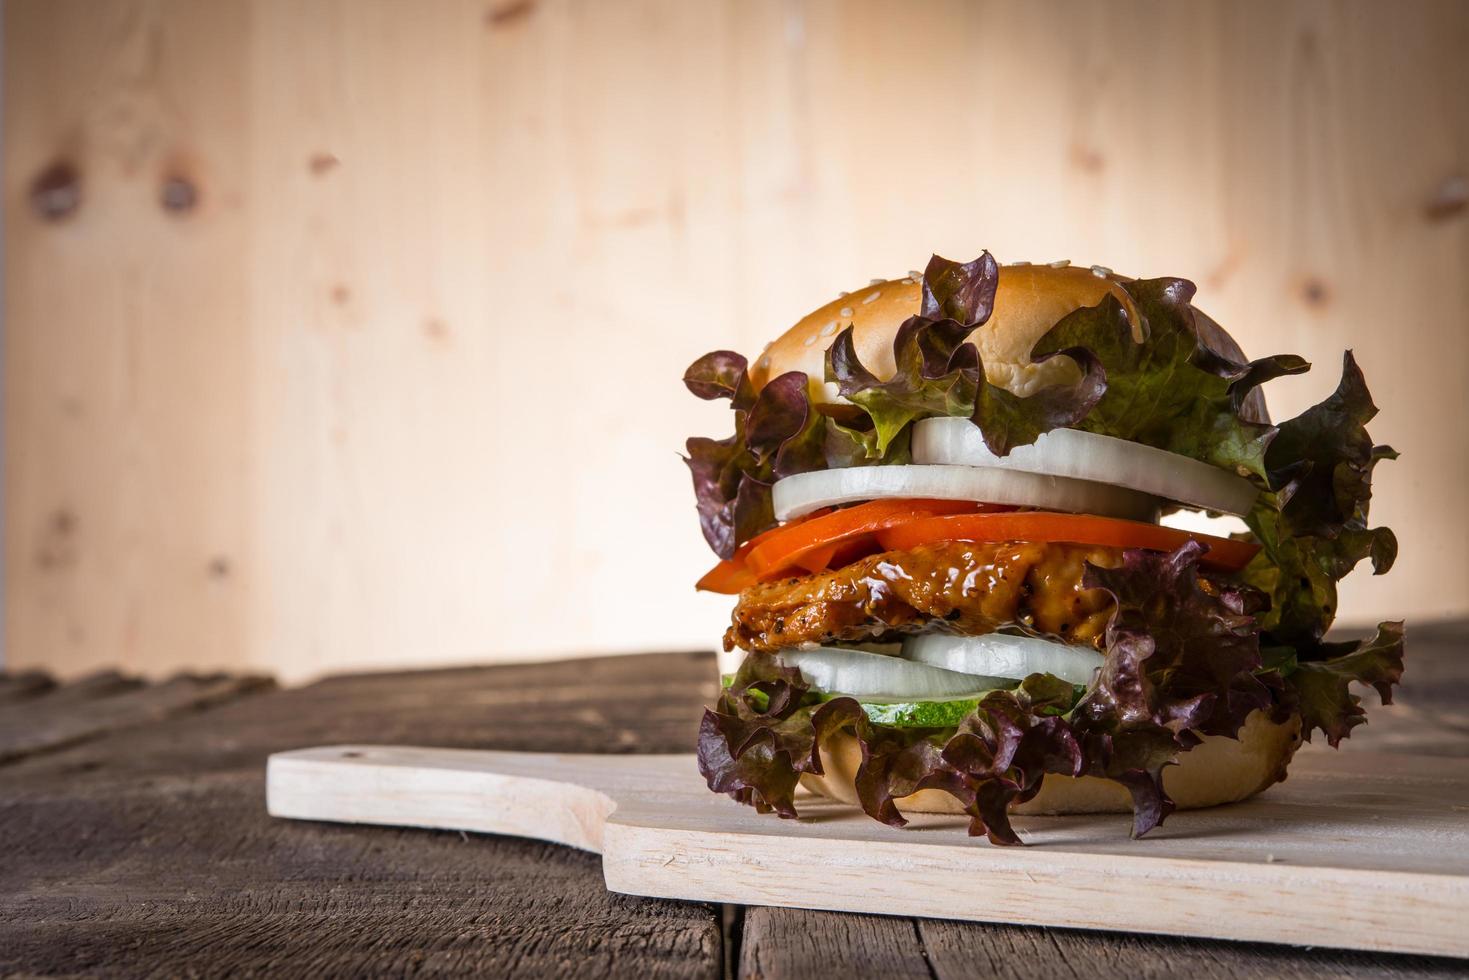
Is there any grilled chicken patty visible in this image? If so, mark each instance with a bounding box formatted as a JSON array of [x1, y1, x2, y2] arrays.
[[725, 540, 1122, 653]]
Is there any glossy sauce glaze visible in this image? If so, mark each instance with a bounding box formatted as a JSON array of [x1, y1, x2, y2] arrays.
[[726, 540, 1121, 653]]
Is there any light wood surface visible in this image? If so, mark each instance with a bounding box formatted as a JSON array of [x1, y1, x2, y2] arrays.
[[6, 1, 1468, 681], [267, 743, 1469, 957]]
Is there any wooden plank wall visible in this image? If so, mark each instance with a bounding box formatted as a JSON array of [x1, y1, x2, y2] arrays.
[[5, 0, 1466, 682]]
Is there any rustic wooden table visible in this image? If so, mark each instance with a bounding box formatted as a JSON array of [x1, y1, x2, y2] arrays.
[[4, 625, 1469, 978]]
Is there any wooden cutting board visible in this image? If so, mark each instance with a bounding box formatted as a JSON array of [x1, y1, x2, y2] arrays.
[[266, 743, 1469, 958]]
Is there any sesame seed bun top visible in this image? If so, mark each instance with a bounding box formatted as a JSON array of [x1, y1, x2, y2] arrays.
[[749, 261, 1144, 407]]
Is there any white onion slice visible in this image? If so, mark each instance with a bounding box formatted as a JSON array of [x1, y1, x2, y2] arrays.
[[777, 647, 1009, 703], [912, 417, 1258, 516], [771, 464, 1160, 523], [902, 633, 1103, 686]]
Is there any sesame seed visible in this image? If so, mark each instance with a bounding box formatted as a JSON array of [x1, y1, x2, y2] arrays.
[[1010, 260, 1031, 266], [839, 306, 853, 317], [901, 277, 915, 285], [820, 321, 838, 336], [803, 334, 817, 346], [1090, 264, 1111, 278], [838, 291, 849, 298], [868, 278, 885, 286], [1048, 259, 1071, 268], [759, 356, 770, 369], [862, 291, 881, 304], [909, 270, 922, 278]]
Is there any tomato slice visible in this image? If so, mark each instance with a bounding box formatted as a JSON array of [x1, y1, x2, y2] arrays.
[[694, 508, 832, 593], [694, 556, 758, 594], [792, 543, 838, 574], [696, 499, 989, 594], [745, 498, 993, 582], [694, 502, 1259, 595], [875, 512, 1259, 571]]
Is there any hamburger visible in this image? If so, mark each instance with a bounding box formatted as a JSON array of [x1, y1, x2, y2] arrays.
[[684, 253, 1404, 844]]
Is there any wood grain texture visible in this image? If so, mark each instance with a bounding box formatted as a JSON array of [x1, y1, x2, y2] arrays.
[[265, 744, 1469, 957], [747, 914, 1469, 980], [0, 670, 274, 763], [0, 670, 56, 703], [4, 649, 1467, 977], [912, 919, 1469, 980], [6, 0, 1467, 682], [4, 0, 256, 677], [0, 653, 723, 979], [0, 651, 719, 783], [742, 908, 938, 979], [1, 781, 722, 979]]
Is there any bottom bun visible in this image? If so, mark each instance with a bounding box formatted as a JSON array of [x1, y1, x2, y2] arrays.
[[800, 708, 1303, 815]]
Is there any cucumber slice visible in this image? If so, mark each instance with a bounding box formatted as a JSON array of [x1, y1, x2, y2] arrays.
[[902, 632, 1103, 686], [856, 696, 986, 728], [777, 646, 1007, 703]]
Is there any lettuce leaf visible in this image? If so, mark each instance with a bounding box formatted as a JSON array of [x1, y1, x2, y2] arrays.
[[1287, 620, 1405, 747], [684, 253, 1016, 555], [828, 253, 1106, 459], [1242, 353, 1398, 645], [695, 650, 863, 817], [682, 354, 825, 558], [826, 317, 978, 459], [1077, 544, 1267, 736], [824, 254, 995, 457], [1069, 541, 1279, 836], [1030, 277, 1310, 481], [859, 690, 1085, 846]]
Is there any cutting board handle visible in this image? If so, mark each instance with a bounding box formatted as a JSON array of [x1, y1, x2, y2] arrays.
[[266, 745, 626, 852]]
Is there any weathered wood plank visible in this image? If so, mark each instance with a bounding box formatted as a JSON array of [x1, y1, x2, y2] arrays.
[[740, 907, 937, 979], [0, 781, 720, 978], [0, 652, 723, 978], [0, 669, 56, 704], [0, 672, 275, 764], [737, 900, 1469, 978], [918, 920, 1469, 980], [0, 652, 718, 784], [6, 668, 142, 706]]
